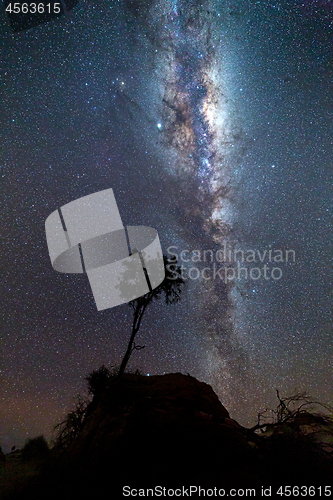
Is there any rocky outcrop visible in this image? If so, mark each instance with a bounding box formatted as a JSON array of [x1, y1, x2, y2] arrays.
[[59, 372, 260, 492]]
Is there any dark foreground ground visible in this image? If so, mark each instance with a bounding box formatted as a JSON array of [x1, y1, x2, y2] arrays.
[[1, 373, 332, 499]]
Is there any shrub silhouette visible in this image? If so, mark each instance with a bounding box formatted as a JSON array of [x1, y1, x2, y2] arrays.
[[21, 435, 50, 464], [53, 365, 144, 453], [85, 365, 114, 397], [85, 365, 143, 396], [53, 396, 88, 453]]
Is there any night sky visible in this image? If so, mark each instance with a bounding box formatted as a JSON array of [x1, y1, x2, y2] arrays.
[[1, 0, 332, 453]]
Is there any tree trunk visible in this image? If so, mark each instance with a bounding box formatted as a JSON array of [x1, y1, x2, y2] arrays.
[[117, 300, 148, 378], [117, 324, 138, 378]]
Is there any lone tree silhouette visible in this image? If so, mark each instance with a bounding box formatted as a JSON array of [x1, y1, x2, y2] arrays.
[[118, 255, 185, 378]]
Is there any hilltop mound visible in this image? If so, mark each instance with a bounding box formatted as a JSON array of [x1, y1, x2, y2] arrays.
[[58, 373, 259, 490]]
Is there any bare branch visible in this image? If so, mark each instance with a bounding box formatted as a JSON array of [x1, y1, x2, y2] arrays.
[[250, 390, 333, 432]]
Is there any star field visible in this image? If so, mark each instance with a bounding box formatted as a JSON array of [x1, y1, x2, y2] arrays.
[[1, 0, 332, 452]]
